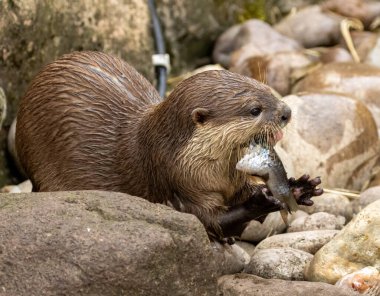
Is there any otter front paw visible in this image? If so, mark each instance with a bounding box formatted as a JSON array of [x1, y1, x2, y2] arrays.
[[243, 187, 284, 223], [288, 174, 323, 206]]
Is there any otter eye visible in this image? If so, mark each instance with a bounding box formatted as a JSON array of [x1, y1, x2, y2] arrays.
[[250, 107, 262, 116]]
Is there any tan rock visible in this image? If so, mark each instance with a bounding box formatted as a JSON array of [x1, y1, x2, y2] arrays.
[[211, 242, 250, 275], [230, 51, 313, 96], [300, 193, 353, 221], [317, 47, 353, 64], [274, 5, 343, 48], [246, 248, 313, 280], [241, 211, 287, 243], [213, 19, 301, 68], [287, 212, 345, 233], [293, 62, 380, 135], [322, 0, 380, 28], [353, 183, 380, 213], [359, 186, 380, 208], [235, 241, 256, 257], [0, 179, 32, 193], [335, 266, 380, 295], [277, 93, 378, 191], [367, 161, 380, 189], [288, 209, 309, 222], [255, 230, 339, 254], [305, 200, 380, 284], [339, 31, 380, 65]]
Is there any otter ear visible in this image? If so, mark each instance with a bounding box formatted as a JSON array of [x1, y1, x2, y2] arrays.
[[191, 108, 210, 125]]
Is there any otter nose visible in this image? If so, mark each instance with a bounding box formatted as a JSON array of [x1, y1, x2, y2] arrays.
[[279, 104, 291, 126]]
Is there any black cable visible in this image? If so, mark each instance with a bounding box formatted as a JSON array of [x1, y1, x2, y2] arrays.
[[147, 0, 167, 98]]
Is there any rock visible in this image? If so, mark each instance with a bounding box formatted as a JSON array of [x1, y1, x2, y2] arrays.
[[264, 0, 325, 24], [335, 266, 380, 295], [167, 64, 224, 91], [0, 191, 218, 295], [246, 248, 313, 280], [322, 0, 380, 28], [293, 62, 380, 135], [255, 230, 339, 254], [305, 200, 380, 284], [288, 209, 309, 222], [211, 24, 241, 67], [339, 31, 380, 68], [287, 212, 345, 233], [367, 158, 380, 189], [217, 273, 356, 296], [300, 193, 353, 221], [354, 183, 380, 214], [235, 241, 256, 257], [211, 242, 250, 275], [274, 5, 343, 48], [359, 186, 380, 209], [318, 47, 353, 64], [230, 51, 313, 96], [0, 179, 32, 193], [241, 211, 287, 243], [277, 93, 379, 191], [213, 19, 301, 68]]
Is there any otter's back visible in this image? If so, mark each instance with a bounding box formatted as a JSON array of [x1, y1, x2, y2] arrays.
[[16, 51, 161, 191]]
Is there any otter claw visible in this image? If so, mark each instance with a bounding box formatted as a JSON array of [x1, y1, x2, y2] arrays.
[[289, 174, 323, 206], [310, 177, 322, 186], [261, 188, 283, 208], [221, 237, 236, 245]]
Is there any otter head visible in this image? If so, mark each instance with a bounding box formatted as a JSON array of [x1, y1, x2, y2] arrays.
[[165, 70, 291, 160]]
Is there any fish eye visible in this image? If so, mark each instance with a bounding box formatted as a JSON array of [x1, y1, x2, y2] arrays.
[[250, 107, 262, 116]]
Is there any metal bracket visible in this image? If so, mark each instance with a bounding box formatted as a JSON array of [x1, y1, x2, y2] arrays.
[[152, 53, 171, 74]]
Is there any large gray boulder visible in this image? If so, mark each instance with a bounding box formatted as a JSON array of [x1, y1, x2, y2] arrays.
[[0, 191, 218, 295]]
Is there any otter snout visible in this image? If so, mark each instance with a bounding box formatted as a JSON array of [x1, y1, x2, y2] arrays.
[[279, 103, 292, 127]]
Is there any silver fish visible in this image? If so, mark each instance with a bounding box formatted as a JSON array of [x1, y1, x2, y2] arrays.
[[236, 142, 298, 223]]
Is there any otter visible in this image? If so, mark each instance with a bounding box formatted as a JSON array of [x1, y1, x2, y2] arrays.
[[16, 51, 322, 240]]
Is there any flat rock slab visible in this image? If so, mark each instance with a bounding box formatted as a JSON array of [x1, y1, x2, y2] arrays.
[[0, 191, 218, 295], [217, 274, 355, 296]]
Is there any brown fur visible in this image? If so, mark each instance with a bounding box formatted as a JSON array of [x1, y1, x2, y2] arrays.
[[16, 51, 290, 236]]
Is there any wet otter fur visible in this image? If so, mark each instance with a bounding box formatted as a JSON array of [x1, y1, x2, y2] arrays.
[[16, 51, 322, 239]]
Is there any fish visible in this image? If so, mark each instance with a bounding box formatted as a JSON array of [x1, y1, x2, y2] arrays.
[[236, 142, 298, 224]]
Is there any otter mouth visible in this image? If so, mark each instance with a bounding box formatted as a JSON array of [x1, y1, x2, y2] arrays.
[[251, 130, 283, 148], [236, 129, 284, 175]]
